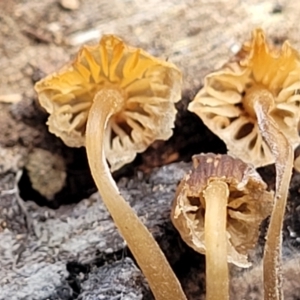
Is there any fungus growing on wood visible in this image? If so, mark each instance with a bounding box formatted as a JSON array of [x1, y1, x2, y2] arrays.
[[188, 29, 300, 299], [35, 35, 186, 300], [172, 153, 273, 300]]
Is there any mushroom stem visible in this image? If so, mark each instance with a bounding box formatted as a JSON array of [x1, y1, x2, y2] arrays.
[[246, 87, 293, 300], [203, 180, 229, 300], [85, 89, 187, 300]]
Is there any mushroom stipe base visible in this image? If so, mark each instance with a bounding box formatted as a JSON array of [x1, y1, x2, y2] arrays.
[[246, 88, 294, 300], [204, 180, 229, 300], [171, 153, 273, 300], [86, 90, 187, 300], [245, 87, 294, 300]]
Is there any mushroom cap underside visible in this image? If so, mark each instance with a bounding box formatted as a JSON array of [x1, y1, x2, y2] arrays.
[[35, 35, 182, 171], [189, 29, 300, 167], [171, 153, 273, 268]]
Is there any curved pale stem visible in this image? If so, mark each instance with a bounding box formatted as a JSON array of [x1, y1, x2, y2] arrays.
[[85, 90, 187, 300], [204, 180, 229, 300], [248, 88, 293, 300]]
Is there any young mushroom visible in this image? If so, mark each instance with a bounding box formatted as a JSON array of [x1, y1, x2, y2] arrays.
[[35, 35, 187, 300], [172, 153, 273, 300], [188, 29, 300, 299]]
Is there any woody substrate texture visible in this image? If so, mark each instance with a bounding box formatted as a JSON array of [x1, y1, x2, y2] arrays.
[[1, 95, 300, 300], [2, 1, 300, 299]]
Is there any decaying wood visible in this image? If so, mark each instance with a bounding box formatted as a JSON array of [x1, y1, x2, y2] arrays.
[[1, 0, 300, 299], [0, 162, 191, 299]]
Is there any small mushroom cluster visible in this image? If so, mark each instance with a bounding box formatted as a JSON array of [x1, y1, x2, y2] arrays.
[[185, 29, 300, 299], [34, 29, 300, 300]]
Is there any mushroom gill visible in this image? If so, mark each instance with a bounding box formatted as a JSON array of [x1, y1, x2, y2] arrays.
[[172, 153, 273, 300], [36, 35, 181, 171], [188, 29, 300, 300], [189, 29, 300, 167], [35, 35, 186, 300]]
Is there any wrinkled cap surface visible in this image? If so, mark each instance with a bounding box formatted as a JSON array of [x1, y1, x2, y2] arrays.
[[171, 153, 273, 268], [35, 35, 182, 171], [189, 29, 300, 167]]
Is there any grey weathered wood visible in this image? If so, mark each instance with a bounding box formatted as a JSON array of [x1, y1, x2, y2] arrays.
[[1, 1, 300, 299], [0, 162, 190, 299]]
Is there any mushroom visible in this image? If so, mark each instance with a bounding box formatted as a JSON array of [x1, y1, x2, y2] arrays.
[[172, 153, 273, 300], [35, 35, 186, 300], [188, 29, 300, 299]]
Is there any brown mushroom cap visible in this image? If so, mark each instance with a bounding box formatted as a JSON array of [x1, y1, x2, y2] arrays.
[[172, 153, 273, 267], [188, 29, 300, 167], [35, 35, 182, 171]]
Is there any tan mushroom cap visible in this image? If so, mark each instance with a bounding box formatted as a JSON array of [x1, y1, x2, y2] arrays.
[[189, 29, 300, 167], [35, 35, 182, 171], [172, 153, 273, 268]]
